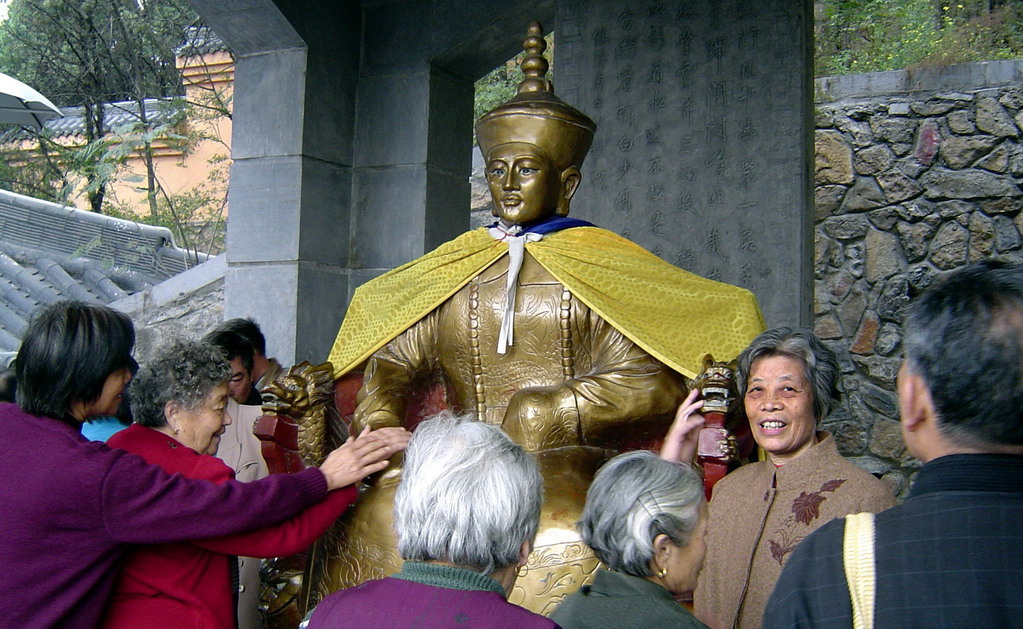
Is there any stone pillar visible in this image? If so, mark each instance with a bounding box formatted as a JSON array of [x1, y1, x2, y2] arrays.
[[187, 0, 361, 364], [350, 0, 476, 285], [348, 0, 555, 286], [556, 0, 814, 326]]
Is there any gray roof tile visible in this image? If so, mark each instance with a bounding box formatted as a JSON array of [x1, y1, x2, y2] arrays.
[[2, 98, 185, 141], [175, 25, 230, 57], [0, 189, 208, 353]]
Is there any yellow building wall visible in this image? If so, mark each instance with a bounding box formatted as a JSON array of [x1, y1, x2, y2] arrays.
[[6, 50, 234, 221], [108, 50, 234, 220]]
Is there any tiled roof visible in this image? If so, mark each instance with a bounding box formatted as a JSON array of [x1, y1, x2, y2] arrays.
[[175, 25, 230, 57], [0, 188, 208, 362], [2, 98, 185, 141], [2, 26, 228, 142]]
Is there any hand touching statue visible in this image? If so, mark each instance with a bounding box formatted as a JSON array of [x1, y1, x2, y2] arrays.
[[318, 426, 409, 490], [660, 389, 706, 465]]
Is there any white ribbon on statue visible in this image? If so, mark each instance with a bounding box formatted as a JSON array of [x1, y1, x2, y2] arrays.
[[488, 225, 543, 354]]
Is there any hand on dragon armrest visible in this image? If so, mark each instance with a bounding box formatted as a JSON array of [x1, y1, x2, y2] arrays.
[[660, 389, 739, 468], [660, 388, 706, 465], [319, 426, 410, 491]]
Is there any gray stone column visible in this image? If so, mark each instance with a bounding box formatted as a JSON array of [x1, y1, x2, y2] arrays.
[[348, 31, 473, 284], [187, 0, 361, 364], [557, 0, 814, 326], [348, 0, 555, 286]]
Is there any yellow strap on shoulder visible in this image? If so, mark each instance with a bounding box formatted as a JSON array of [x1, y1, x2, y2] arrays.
[[843, 511, 876, 629]]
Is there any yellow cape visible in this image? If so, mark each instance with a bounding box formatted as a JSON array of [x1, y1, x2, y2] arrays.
[[328, 226, 765, 379]]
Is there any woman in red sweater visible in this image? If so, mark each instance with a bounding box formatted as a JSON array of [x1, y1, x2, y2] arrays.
[[103, 338, 400, 629]]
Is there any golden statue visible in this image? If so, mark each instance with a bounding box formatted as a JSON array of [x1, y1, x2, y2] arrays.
[[254, 362, 347, 629], [288, 22, 765, 618]]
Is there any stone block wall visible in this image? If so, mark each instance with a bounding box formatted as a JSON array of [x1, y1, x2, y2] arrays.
[[814, 61, 1023, 495], [113, 255, 226, 366]]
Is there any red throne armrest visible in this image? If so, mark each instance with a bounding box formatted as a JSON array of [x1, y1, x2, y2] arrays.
[[254, 370, 450, 476], [254, 412, 304, 475]]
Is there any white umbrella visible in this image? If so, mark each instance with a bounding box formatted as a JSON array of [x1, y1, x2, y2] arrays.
[[0, 72, 62, 129]]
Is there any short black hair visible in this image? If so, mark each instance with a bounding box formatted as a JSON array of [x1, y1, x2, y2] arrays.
[[16, 301, 135, 420], [0, 367, 16, 403], [202, 328, 254, 374], [215, 318, 266, 356], [904, 260, 1023, 447]]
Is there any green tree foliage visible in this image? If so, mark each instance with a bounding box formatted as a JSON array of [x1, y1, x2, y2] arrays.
[[0, 129, 73, 202], [475, 59, 520, 124], [0, 1, 230, 258], [816, 0, 1023, 77], [101, 92, 230, 256], [0, 0, 199, 212], [0, 0, 193, 106]]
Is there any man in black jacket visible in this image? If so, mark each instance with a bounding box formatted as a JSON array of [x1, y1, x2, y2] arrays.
[[764, 259, 1023, 628]]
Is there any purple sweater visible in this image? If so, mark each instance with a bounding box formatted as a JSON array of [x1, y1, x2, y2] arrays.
[[308, 561, 560, 628], [0, 403, 328, 628]]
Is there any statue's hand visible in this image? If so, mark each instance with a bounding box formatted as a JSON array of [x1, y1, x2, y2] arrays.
[[502, 386, 579, 451]]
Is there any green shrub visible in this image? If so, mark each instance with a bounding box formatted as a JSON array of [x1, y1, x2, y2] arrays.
[[816, 0, 1023, 77]]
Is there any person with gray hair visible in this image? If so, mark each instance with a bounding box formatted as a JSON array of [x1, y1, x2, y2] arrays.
[[765, 260, 1023, 628], [306, 411, 558, 628], [550, 450, 709, 628], [103, 338, 409, 629], [662, 327, 894, 629]]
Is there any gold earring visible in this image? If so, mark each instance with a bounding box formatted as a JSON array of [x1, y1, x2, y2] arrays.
[[657, 567, 667, 578]]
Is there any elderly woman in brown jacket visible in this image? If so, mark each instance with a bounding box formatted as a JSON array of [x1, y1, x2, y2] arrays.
[[663, 327, 895, 629]]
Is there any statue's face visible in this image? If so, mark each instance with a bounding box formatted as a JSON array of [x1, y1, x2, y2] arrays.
[[485, 142, 563, 225]]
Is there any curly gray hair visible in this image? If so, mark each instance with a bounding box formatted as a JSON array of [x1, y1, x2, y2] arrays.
[[130, 339, 232, 428], [578, 450, 704, 578]]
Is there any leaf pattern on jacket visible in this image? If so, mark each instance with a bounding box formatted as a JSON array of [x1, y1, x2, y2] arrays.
[[768, 539, 788, 564], [791, 491, 827, 525], [768, 478, 848, 564]]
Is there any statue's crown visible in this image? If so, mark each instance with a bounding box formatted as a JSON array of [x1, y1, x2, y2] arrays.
[[475, 22, 596, 170]]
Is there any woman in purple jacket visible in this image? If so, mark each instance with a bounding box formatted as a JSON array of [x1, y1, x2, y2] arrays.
[[306, 412, 560, 629], [0, 300, 407, 629]]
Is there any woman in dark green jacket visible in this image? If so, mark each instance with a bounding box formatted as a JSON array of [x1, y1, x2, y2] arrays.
[[551, 450, 709, 629]]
